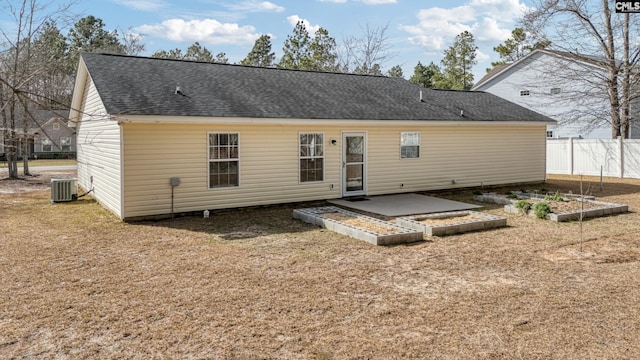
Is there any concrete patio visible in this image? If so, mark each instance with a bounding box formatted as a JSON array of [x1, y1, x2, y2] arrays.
[[328, 193, 482, 217]]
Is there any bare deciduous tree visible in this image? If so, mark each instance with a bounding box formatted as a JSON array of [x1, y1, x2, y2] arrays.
[[341, 23, 397, 75], [523, 0, 640, 138], [0, 0, 73, 178]]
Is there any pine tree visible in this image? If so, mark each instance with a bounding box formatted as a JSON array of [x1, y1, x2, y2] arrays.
[[408, 61, 440, 88], [241, 35, 275, 67], [491, 27, 550, 67], [437, 31, 477, 90], [68, 16, 124, 65], [278, 21, 311, 70], [309, 27, 338, 72], [387, 65, 404, 78], [185, 42, 214, 62]]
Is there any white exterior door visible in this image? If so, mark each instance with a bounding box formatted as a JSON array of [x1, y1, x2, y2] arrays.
[[342, 132, 366, 197]]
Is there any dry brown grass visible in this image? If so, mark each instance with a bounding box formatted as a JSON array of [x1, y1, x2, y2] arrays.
[[1, 173, 640, 359]]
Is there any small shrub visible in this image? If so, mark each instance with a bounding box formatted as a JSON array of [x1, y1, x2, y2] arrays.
[[507, 192, 519, 199], [533, 201, 552, 219], [515, 200, 531, 214], [544, 191, 563, 202]]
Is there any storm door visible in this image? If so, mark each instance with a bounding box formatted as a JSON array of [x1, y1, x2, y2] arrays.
[[342, 132, 366, 196]]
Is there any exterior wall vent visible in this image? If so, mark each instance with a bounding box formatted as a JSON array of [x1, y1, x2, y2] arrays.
[[51, 178, 78, 203]]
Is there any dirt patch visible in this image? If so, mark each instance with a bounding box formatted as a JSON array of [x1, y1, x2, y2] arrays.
[[1, 173, 640, 358], [417, 214, 482, 225], [322, 211, 398, 234], [0, 168, 76, 194]]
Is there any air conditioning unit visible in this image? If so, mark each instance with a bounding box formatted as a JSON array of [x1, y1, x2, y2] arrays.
[[51, 178, 78, 203]]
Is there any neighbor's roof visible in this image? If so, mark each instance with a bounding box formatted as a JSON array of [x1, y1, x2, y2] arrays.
[[78, 52, 554, 123], [471, 49, 614, 91], [1, 108, 69, 130]]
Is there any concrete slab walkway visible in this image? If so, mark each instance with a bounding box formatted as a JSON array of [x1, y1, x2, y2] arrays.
[[328, 193, 481, 217]]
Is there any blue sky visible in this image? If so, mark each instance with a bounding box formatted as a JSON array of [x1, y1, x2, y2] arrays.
[[10, 0, 530, 81]]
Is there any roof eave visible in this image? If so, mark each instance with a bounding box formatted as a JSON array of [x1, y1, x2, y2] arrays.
[[68, 56, 89, 128]]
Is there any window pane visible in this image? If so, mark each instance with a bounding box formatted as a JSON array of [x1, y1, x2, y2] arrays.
[[228, 161, 238, 173], [228, 173, 238, 186], [300, 133, 324, 182], [401, 146, 419, 159], [229, 134, 238, 145], [401, 132, 419, 146], [219, 147, 229, 159]]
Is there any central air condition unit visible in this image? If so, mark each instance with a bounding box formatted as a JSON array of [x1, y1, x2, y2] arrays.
[[51, 178, 78, 203]]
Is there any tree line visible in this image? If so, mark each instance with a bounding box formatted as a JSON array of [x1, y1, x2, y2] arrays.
[[2, 0, 638, 178]]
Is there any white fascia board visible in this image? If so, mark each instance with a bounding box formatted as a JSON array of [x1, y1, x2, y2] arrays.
[[115, 115, 555, 127], [68, 57, 89, 128]]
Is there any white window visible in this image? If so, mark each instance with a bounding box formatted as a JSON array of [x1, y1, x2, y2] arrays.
[[401, 132, 420, 159], [550, 88, 561, 95], [61, 137, 71, 152], [520, 90, 530, 96], [208, 133, 239, 188], [42, 138, 52, 152], [53, 123, 60, 130], [299, 133, 324, 182], [546, 131, 554, 138]]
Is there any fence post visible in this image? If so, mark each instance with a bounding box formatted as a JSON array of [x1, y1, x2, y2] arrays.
[[569, 137, 574, 175], [619, 136, 624, 178]]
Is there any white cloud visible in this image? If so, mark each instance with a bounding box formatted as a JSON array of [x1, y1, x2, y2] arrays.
[[319, 0, 348, 2], [476, 49, 491, 61], [111, 0, 168, 11], [401, 0, 526, 51], [224, 1, 285, 13], [137, 19, 260, 45], [286, 15, 321, 34]]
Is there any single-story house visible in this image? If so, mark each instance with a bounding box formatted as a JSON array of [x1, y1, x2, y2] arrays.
[[70, 53, 555, 221]]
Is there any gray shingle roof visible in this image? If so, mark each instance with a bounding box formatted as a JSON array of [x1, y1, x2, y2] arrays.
[[81, 52, 554, 123]]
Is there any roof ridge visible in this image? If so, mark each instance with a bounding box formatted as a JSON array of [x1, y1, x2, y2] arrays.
[[82, 52, 392, 79]]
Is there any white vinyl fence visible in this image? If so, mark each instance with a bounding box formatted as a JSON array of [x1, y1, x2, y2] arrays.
[[547, 138, 640, 178]]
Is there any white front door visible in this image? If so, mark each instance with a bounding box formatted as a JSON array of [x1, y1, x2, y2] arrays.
[[342, 132, 366, 197]]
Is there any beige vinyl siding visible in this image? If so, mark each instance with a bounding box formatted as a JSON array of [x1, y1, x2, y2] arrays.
[[76, 75, 123, 218], [122, 123, 341, 218], [121, 121, 546, 219], [366, 125, 546, 194]]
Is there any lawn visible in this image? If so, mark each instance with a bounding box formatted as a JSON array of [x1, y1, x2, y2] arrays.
[[1, 174, 639, 358], [0, 159, 77, 168]]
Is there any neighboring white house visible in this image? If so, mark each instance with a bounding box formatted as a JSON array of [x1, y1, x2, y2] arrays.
[[70, 53, 554, 221], [473, 49, 640, 139]]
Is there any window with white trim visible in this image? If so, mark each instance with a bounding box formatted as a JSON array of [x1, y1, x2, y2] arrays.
[[401, 132, 420, 158], [42, 138, 52, 152], [299, 133, 324, 182], [546, 130, 553, 138], [520, 90, 530, 96], [208, 133, 239, 188], [61, 137, 71, 152]]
